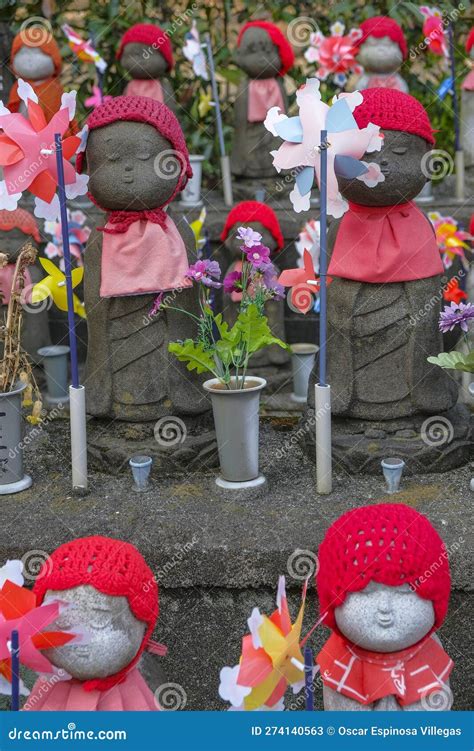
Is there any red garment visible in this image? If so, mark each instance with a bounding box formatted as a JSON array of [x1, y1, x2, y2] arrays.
[[0, 264, 32, 305], [124, 78, 164, 102], [328, 201, 443, 283], [0, 208, 40, 242], [248, 79, 284, 122], [363, 73, 406, 91], [353, 88, 435, 144], [237, 21, 294, 77], [117, 23, 174, 70], [317, 633, 453, 706], [220, 201, 283, 250], [317, 504, 451, 637], [356, 17, 408, 59]]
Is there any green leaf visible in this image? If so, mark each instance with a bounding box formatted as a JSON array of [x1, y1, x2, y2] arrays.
[[168, 340, 216, 374], [427, 351, 474, 374], [234, 304, 289, 355]]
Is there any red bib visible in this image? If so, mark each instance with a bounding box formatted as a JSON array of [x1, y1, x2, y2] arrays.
[[328, 201, 443, 283]]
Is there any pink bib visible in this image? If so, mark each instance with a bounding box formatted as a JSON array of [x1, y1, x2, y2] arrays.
[[24, 667, 158, 711], [462, 69, 474, 90], [248, 79, 284, 123], [100, 214, 192, 297], [328, 201, 443, 283], [124, 78, 164, 102], [0, 264, 32, 305]]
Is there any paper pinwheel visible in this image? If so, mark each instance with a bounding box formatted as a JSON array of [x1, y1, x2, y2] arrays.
[[219, 577, 307, 711], [32, 258, 86, 319], [183, 21, 209, 80], [420, 7, 448, 57], [0, 561, 78, 691], [305, 22, 363, 87], [428, 211, 473, 269], [296, 219, 320, 271], [44, 209, 91, 270], [0, 80, 88, 219], [85, 86, 112, 109], [188, 207, 207, 251], [264, 79, 384, 217], [278, 249, 330, 314], [62, 24, 107, 73]]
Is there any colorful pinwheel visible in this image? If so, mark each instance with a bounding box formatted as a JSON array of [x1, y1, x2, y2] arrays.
[[62, 24, 107, 73], [183, 21, 209, 80], [278, 250, 324, 314], [32, 258, 86, 319], [264, 79, 384, 217], [305, 22, 363, 87], [219, 577, 308, 711], [419, 7, 448, 57], [0, 80, 88, 219], [428, 211, 473, 269], [44, 209, 91, 270]]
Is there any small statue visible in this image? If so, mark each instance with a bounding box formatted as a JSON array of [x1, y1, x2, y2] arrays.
[[77, 95, 209, 421], [0, 208, 50, 361], [117, 23, 176, 111], [8, 32, 72, 126], [25, 536, 161, 711], [231, 21, 294, 180], [220, 201, 288, 367], [308, 89, 458, 442], [354, 17, 408, 92], [317, 503, 454, 711], [461, 28, 474, 175]]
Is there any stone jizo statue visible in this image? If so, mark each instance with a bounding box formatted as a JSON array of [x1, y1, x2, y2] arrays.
[[117, 23, 176, 111]]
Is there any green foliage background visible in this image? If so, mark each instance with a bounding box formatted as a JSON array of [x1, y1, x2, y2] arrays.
[[6, 0, 474, 187]]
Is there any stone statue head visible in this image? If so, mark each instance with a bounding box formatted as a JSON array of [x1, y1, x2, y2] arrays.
[[235, 26, 282, 79], [0, 228, 35, 263], [224, 221, 277, 261], [43, 585, 147, 681], [357, 36, 403, 74], [337, 129, 429, 206], [0, 209, 40, 263], [120, 42, 169, 80], [335, 581, 435, 652], [12, 46, 56, 80]]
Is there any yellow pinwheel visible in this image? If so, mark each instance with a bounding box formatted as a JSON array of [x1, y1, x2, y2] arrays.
[[198, 87, 213, 119], [189, 207, 207, 250], [32, 258, 86, 319]]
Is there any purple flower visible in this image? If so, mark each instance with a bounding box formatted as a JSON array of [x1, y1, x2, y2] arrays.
[[439, 301, 474, 333], [244, 243, 271, 269], [149, 292, 164, 317], [223, 270, 242, 294], [237, 226, 262, 248], [186, 259, 222, 288], [261, 263, 285, 299]]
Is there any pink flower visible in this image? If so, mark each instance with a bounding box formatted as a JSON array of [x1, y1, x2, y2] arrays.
[[223, 270, 242, 294], [186, 259, 222, 288], [243, 244, 271, 269]]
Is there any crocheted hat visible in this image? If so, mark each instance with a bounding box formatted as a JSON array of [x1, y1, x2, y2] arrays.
[[11, 31, 62, 75], [33, 536, 158, 692], [221, 201, 284, 251], [466, 28, 474, 54], [117, 23, 174, 71], [76, 95, 192, 202], [237, 21, 294, 77], [317, 504, 451, 639], [356, 17, 408, 59], [353, 88, 435, 144], [0, 208, 40, 243]]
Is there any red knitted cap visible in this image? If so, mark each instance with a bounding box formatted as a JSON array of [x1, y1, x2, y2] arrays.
[[221, 201, 284, 251], [237, 21, 294, 77], [76, 95, 192, 203], [117, 23, 174, 70], [0, 208, 40, 243], [356, 17, 408, 59], [317, 504, 451, 639], [353, 88, 435, 144], [466, 28, 474, 54], [33, 536, 158, 692]]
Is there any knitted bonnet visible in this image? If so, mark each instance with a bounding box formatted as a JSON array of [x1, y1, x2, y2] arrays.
[[466, 28, 474, 54], [237, 21, 295, 77], [220, 201, 284, 251], [117, 23, 174, 70], [356, 17, 408, 59], [317, 503, 451, 637], [11, 31, 62, 75], [353, 88, 435, 144], [0, 208, 40, 243], [33, 536, 158, 692]]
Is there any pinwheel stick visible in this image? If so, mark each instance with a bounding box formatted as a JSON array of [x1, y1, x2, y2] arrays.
[[204, 33, 233, 207], [11, 629, 19, 711], [304, 645, 314, 711], [54, 133, 88, 493], [448, 24, 464, 200], [314, 129, 332, 494]]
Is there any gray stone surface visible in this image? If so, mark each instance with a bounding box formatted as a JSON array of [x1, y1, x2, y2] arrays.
[[0, 415, 471, 710], [355, 34, 408, 92], [119, 41, 176, 112], [461, 49, 474, 170]]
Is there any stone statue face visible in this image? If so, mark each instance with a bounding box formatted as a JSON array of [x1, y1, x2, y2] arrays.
[[85, 121, 182, 211], [336, 130, 429, 206], [43, 585, 146, 681], [224, 221, 277, 260], [235, 27, 282, 79], [357, 36, 403, 74], [335, 581, 435, 652], [120, 42, 168, 79], [13, 47, 55, 80], [0, 228, 34, 263]]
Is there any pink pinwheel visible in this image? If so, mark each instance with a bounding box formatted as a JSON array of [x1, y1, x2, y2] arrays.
[[85, 85, 112, 109], [305, 22, 363, 87], [0, 80, 87, 218], [264, 78, 384, 217], [420, 7, 448, 57], [278, 249, 332, 314]]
